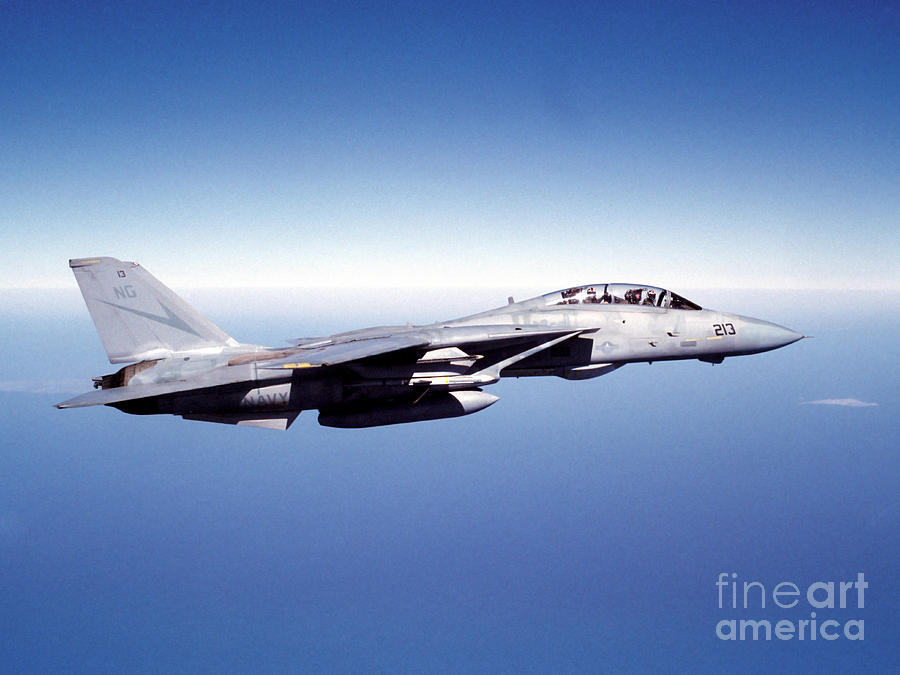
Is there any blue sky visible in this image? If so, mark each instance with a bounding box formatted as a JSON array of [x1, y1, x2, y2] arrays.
[[1, 5, 898, 669], [1, 1, 897, 290]]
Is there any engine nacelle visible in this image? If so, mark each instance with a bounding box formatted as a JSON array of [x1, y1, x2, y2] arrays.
[[318, 390, 499, 428]]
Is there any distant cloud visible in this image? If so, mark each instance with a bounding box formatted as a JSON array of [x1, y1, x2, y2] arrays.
[[0, 379, 86, 394], [802, 398, 878, 408]]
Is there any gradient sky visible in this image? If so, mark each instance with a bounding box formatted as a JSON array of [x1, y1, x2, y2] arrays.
[[2, 1, 898, 291], [2, 6, 898, 669]]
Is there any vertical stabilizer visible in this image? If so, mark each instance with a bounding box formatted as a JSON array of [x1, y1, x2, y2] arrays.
[[69, 257, 237, 363]]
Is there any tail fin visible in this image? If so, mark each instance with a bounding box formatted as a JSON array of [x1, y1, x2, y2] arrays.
[[69, 257, 237, 363]]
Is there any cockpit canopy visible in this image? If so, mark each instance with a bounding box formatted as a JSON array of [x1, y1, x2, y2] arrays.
[[544, 284, 701, 310]]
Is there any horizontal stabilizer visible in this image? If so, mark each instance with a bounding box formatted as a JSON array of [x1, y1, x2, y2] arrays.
[[55, 366, 240, 409]]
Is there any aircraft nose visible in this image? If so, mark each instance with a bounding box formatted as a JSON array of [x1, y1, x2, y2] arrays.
[[737, 316, 805, 353]]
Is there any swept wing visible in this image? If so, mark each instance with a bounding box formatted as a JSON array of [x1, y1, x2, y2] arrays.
[[258, 334, 430, 369]]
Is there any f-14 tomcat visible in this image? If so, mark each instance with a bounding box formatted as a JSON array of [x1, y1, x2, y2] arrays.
[[57, 257, 805, 429]]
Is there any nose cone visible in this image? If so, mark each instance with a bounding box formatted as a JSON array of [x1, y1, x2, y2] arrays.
[[737, 316, 805, 354]]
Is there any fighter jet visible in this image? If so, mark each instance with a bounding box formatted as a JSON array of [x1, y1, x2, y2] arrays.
[[57, 257, 805, 429]]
